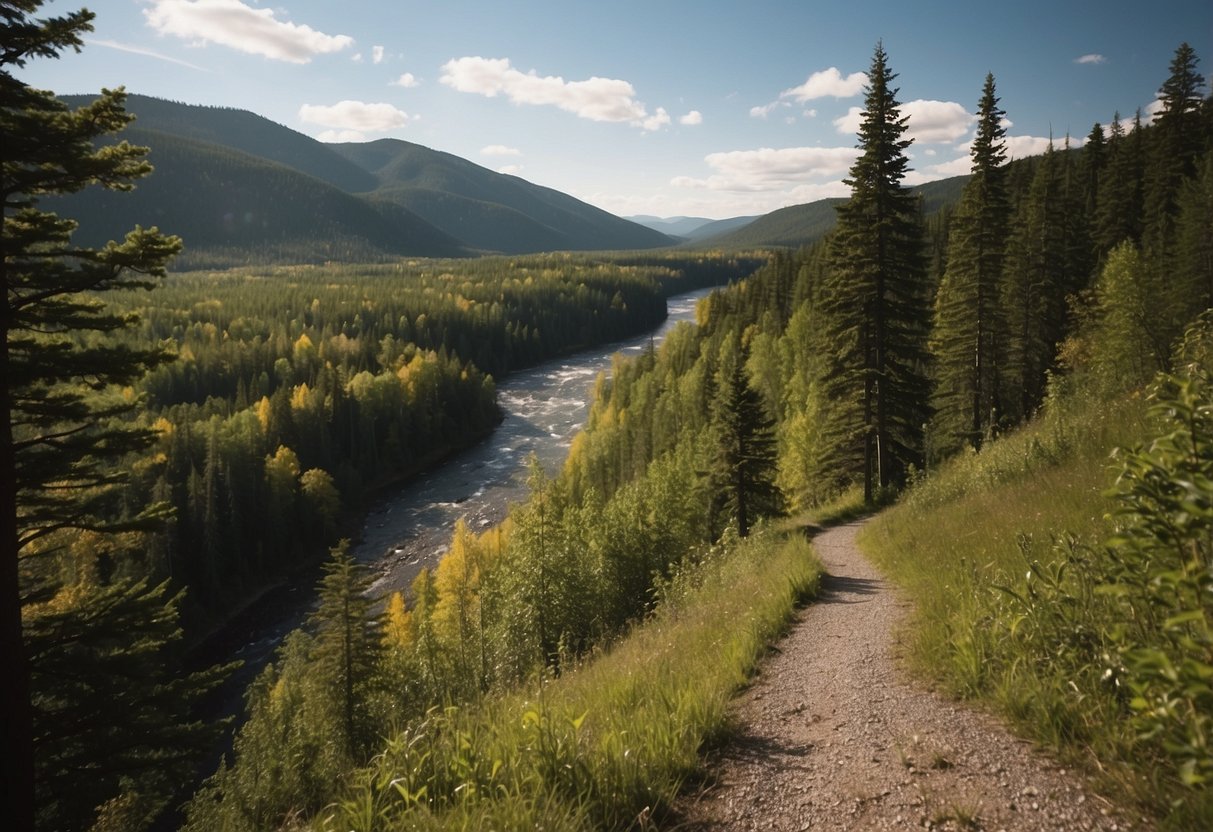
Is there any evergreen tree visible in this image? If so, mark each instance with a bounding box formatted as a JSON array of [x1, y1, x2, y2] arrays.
[[1081, 122, 1106, 216], [309, 539, 380, 758], [711, 339, 781, 537], [814, 43, 931, 501], [1096, 112, 1140, 254], [1002, 141, 1076, 421], [930, 73, 1010, 455], [2, 4, 210, 828], [1144, 43, 1207, 243]]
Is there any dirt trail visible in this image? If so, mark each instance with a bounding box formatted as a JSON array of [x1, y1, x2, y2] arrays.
[[675, 520, 1146, 831]]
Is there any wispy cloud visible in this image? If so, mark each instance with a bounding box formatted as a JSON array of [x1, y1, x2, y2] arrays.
[[1074, 53, 1107, 65], [497, 164, 524, 175], [299, 100, 411, 140], [481, 145, 521, 156], [672, 146, 859, 192], [87, 38, 209, 71], [680, 110, 703, 126], [392, 72, 419, 88], [439, 56, 671, 130], [144, 0, 353, 64], [372, 45, 385, 64]]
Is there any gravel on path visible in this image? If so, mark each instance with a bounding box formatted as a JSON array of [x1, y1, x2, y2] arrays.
[[673, 520, 1148, 832]]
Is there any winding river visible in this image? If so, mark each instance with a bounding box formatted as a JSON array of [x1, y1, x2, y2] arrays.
[[210, 286, 715, 686]]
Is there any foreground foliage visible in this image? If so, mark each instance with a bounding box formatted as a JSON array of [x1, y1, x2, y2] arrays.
[[862, 316, 1213, 826], [325, 530, 821, 831]]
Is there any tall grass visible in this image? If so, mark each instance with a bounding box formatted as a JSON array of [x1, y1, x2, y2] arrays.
[[322, 529, 822, 830], [859, 387, 1179, 816]]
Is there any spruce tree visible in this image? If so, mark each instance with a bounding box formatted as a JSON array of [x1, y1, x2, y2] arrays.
[[814, 43, 931, 501], [929, 73, 1010, 455], [1144, 43, 1207, 243], [2, 4, 225, 829], [309, 539, 380, 758], [711, 339, 781, 537]]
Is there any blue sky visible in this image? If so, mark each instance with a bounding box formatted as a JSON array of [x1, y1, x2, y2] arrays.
[[17, 0, 1213, 219]]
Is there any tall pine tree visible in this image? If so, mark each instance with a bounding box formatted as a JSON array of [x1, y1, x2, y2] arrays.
[[814, 43, 931, 502], [1144, 43, 1207, 245], [3, 4, 227, 828], [930, 73, 1011, 455]]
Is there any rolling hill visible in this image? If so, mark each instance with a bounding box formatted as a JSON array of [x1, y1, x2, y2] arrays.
[[331, 139, 675, 253]]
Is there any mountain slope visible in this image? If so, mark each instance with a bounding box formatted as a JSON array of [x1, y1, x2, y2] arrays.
[[332, 139, 676, 253], [692, 199, 845, 249], [61, 94, 379, 194], [692, 175, 969, 249], [46, 127, 465, 267]]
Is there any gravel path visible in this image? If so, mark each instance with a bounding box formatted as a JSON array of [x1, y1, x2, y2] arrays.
[[674, 520, 1147, 832]]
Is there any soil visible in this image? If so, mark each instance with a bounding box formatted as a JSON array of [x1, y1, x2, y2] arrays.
[[673, 520, 1150, 832]]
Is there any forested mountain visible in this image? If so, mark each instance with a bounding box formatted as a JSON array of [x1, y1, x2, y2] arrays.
[[331, 139, 675, 253], [47, 94, 675, 261], [44, 126, 466, 267], [691, 175, 968, 249], [59, 94, 380, 193]]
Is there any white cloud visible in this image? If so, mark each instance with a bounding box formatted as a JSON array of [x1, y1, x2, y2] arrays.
[[1004, 134, 1065, 157], [833, 99, 975, 144], [497, 164, 524, 175], [904, 100, 975, 143], [832, 106, 862, 135], [642, 107, 671, 131], [680, 110, 703, 126], [372, 45, 384, 64], [481, 145, 521, 156], [1075, 53, 1106, 65], [803, 108, 817, 118], [673, 146, 860, 192], [144, 0, 353, 64], [351, 52, 363, 63], [299, 100, 410, 132], [439, 56, 670, 129], [392, 72, 419, 88], [750, 102, 781, 119], [317, 128, 366, 143], [781, 67, 868, 102]]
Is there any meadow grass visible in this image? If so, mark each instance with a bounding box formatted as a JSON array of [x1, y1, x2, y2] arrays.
[[858, 389, 1169, 817], [324, 529, 822, 831]]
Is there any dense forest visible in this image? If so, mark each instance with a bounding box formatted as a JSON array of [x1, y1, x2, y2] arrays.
[[6, 1, 1213, 829]]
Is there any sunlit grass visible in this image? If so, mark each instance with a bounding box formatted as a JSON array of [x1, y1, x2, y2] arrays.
[[859, 389, 1158, 814], [323, 529, 822, 830]]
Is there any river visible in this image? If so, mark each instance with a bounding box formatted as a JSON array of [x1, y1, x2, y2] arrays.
[[212, 286, 715, 688]]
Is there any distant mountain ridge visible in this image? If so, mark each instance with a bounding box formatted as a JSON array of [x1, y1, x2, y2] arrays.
[[333, 139, 673, 252], [51, 94, 674, 266], [48, 94, 971, 267]]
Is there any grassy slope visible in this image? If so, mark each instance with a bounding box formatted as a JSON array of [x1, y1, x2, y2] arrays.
[[857, 389, 1158, 811], [327, 530, 822, 830]]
